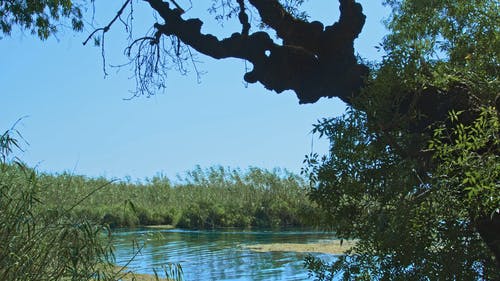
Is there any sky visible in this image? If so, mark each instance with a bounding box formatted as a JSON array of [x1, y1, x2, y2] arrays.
[[0, 0, 389, 181]]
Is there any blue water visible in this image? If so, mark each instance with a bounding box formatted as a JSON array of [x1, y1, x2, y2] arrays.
[[112, 228, 337, 281]]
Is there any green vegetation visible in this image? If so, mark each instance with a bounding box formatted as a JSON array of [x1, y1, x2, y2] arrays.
[[303, 0, 499, 279], [3, 0, 499, 279], [34, 165, 319, 229], [0, 0, 85, 39], [304, 109, 499, 280], [1, 126, 317, 280], [1, 127, 184, 281], [1, 127, 114, 280]]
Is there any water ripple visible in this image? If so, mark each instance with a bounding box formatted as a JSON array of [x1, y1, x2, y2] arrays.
[[112, 228, 336, 281]]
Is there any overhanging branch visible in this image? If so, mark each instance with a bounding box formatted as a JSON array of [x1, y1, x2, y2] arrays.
[[143, 0, 367, 104]]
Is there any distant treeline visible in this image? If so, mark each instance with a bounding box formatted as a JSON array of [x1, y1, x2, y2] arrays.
[[28, 165, 322, 229]]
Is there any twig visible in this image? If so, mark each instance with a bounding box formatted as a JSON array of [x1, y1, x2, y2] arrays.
[[82, 0, 132, 45]]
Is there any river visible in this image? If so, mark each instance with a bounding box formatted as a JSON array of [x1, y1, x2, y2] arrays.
[[112, 228, 337, 281]]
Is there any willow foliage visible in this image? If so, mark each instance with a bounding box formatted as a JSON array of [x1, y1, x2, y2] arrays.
[[304, 0, 499, 279]]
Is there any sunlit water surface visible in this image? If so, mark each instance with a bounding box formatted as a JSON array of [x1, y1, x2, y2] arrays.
[[113, 228, 337, 281]]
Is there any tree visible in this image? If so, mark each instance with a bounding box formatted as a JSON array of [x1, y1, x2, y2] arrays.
[[78, 0, 369, 102], [2, 0, 499, 277], [98, 0, 499, 271], [0, 0, 88, 39], [303, 107, 499, 279], [301, 0, 499, 278]]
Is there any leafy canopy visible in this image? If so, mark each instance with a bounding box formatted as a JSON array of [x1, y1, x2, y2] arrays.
[[0, 0, 88, 39], [304, 0, 499, 279]]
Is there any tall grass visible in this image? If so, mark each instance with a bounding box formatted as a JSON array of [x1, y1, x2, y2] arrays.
[[0, 126, 183, 281], [35, 165, 321, 229], [0, 127, 117, 280], [0, 124, 318, 280]]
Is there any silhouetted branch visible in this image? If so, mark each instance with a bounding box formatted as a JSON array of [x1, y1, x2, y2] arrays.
[[83, 0, 132, 46], [236, 0, 250, 36], [82, 27, 105, 46], [144, 0, 368, 104]]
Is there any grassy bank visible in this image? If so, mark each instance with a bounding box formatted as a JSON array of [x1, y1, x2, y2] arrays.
[[1, 127, 323, 280], [27, 165, 321, 229], [1, 129, 115, 280], [1, 127, 320, 280], [0, 161, 184, 281], [1, 128, 186, 280], [1, 163, 319, 279]]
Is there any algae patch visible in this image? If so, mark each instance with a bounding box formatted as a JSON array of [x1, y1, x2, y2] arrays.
[[244, 240, 356, 255]]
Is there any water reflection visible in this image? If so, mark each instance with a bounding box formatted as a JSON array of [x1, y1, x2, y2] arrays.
[[113, 229, 336, 281]]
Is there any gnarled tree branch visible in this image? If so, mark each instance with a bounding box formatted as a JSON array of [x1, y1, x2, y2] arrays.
[[144, 0, 368, 104]]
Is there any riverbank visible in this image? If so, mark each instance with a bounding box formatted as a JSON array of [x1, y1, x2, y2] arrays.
[[30, 165, 323, 229]]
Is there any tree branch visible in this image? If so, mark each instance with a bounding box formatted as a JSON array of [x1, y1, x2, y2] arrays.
[[236, 0, 250, 36], [83, 0, 132, 45], [144, 0, 368, 104], [246, 0, 323, 55]]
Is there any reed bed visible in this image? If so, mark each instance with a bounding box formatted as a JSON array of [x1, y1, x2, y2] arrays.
[[35, 165, 321, 229], [1, 127, 183, 281]]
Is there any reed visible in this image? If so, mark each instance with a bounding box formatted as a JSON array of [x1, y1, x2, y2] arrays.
[[0, 127, 183, 281], [35, 165, 321, 229], [0, 128, 115, 280]]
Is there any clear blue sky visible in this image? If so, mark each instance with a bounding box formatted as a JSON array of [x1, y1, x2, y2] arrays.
[[1, 1, 389, 180]]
